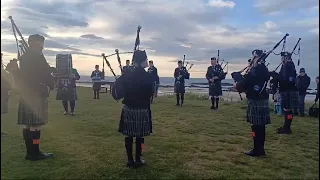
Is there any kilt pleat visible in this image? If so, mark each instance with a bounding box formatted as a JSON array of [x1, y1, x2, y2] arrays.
[[247, 99, 270, 125], [174, 82, 185, 93], [56, 87, 78, 101], [281, 91, 299, 109], [118, 105, 152, 137], [209, 82, 222, 96], [18, 97, 48, 126]]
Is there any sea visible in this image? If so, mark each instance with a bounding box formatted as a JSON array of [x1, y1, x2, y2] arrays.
[[77, 76, 318, 94]]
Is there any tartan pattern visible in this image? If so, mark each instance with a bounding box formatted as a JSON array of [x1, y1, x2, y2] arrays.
[[56, 87, 78, 101], [118, 105, 152, 137], [18, 97, 48, 126], [174, 82, 185, 93], [209, 83, 222, 97], [1, 99, 9, 114], [92, 82, 102, 91], [247, 99, 270, 125], [280, 91, 299, 109]]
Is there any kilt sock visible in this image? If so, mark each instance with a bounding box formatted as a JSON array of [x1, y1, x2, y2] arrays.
[[93, 90, 97, 99], [211, 97, 215, 108], [70, 101, 75, 112], [62, 101, 68, 112], [29, 130, 41, 154], [96, 90, 100, 99], [135, 137, 143, 162], [176, 93, 180, 105], [180, 94, 184, 105], [255, 125, 266, 154], [284, 110, 293, 130], [23, 128, 31, 154], [215, 97, 219, 109], [125, 137, 134, 162], [251, 126, 258, 151]]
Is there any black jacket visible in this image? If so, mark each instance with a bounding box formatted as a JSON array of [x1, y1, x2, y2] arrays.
[[205, 64, 225, 83], [19, 49, 54, 98], [296, 74, 311, 95], [236, 63, 269, 100], [147, 66, 160, 84], [117, 67, 154, 109], [279, 61, 297, 92], [122, 65, 133, 74], [316, 83, 319, 102], [174, 67, 190, 84]]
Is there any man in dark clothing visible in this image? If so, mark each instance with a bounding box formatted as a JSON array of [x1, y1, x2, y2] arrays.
[[174, 61, 190, 106], [296, 68, 311, 116], [17, 34, 54, 161], [147, 60, 160, 103], [276, 52, 299, 134], [122, 60, 132, 74], [113, 50, 153, 168]]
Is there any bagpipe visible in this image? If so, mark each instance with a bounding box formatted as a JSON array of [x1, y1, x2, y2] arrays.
[[231, 33, 289, 99], [181, 55, 191, 79], [8, 16, 28, 60], [101, 25, 142, 101]]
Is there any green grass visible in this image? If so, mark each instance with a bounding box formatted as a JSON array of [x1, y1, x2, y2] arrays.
[[1, 87, 319, 179]]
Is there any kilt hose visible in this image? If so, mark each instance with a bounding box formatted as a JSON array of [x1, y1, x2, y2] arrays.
[[92, 82, 101, 91], [247, 99, 270, 125], [174, 82, 185, 94], [281, 91, 299, 110], [118, 105, 152, 137], [56, 87, 78, 101], [18, 97, 48, 126]]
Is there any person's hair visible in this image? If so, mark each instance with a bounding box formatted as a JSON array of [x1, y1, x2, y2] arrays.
[[95, 65, 99, 67], [126, 60, 130, 62], [149, 60, 153, 63]]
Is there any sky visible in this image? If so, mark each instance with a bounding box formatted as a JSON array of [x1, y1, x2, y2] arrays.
[[1, 0, 319, 78]]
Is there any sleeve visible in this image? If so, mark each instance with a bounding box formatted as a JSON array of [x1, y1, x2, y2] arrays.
[[205, 67, 211, 81], [236, 73, 251, 93], [90, 71, 94, 78], [315, 85, 319, 102], [39, 58, 54, 89], [306, 76, 311, 89], [174, 68, 179, 78]]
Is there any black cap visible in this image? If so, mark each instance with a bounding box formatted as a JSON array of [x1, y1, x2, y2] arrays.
[[149, 60, 153, 63], [248, 59, 252, 63], [126, 60, 130, 62], [211, 57, 216, 61], [280, 52, 291, 57], [132, 50, 147, 64], [178, 60, 182, 64], [95, 64, 99, 67], [252, 49, 263, 57], [28, 34, 45, 44], [299, 68, 305, 73]]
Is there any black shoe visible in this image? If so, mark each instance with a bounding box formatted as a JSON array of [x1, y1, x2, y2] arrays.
[[276, 127, 292, 134], [71, 112, 75, 116], [126, 160, 135, 168], [93, 97, 96, 99], [134, 159, 146, 167], [1, 132, 7, 136], [175, 103, 180, 106], [25, 152, 54, 161], [210, 106, 217, 110], [244, 149, 265, 157], [300, 113, 305, 117]]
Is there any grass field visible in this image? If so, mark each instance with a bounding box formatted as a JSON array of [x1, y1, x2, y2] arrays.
[[1, 87, 319, 179]]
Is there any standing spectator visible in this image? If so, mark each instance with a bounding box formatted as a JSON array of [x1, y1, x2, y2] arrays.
[[315, 76, 319, 103], [296, 68, 311, 116]]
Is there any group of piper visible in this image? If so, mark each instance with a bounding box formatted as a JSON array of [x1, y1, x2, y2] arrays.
[[1, 33, 319, 169]]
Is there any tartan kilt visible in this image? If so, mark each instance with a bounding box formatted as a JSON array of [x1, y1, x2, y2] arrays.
[[209, 82, 222, 97], [247, 99, 270, 125], [92, 82, 101, 91], [281, 91, 299, 109], [1, 99, 9, 114], [18, 97, 48, 126], [174, 82, 185, 94], [118, 105, 152, 137], [56, 87, 78, 101]]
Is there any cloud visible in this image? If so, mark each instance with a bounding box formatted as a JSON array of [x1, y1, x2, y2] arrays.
[[1, 0, 319, 78], [80, 34, 105, 40], [208, 0, 236, 9]]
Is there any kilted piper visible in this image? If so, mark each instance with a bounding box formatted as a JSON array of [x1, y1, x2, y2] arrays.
[[206, 57, 225, 110], [1, 54, 12, 136], [56, 68, 80, 116], [114, 50, 153, 168], [235, 49, 270, 157], [91, 65, 103, 99], [174, 60, 190, 106], [276, 52, 299, 134], [17, 34, 55, 161]]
